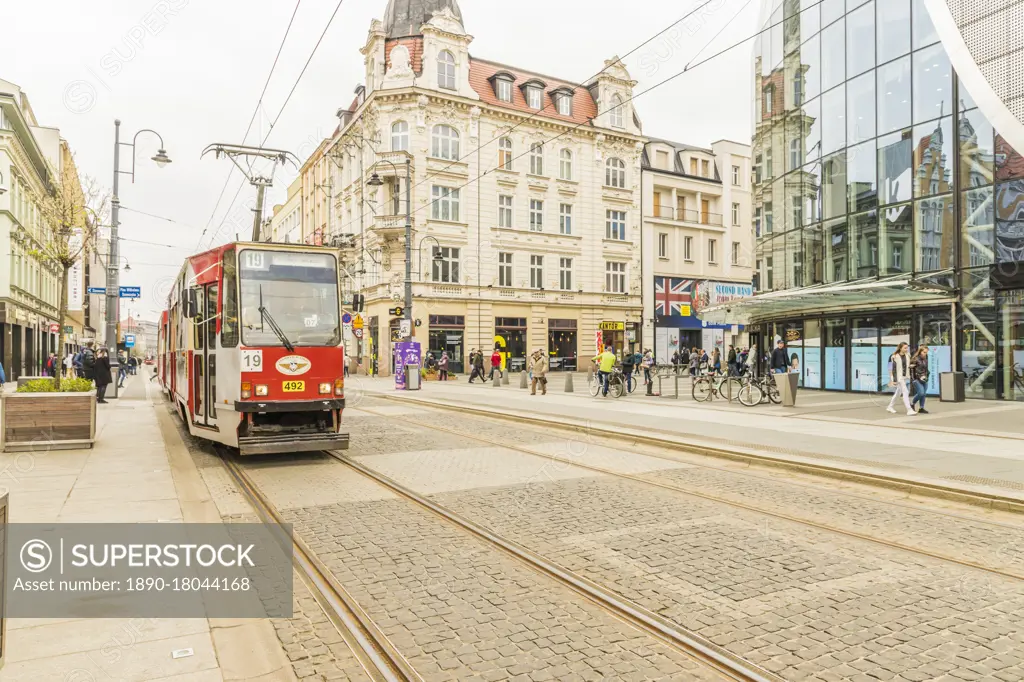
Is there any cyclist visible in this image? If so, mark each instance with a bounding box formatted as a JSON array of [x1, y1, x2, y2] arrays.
[[593, 346, 617, 397]]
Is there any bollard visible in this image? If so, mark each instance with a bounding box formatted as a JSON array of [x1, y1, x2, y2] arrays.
[[493, 374, 502, 388], [520, 372, 528, 389], [564, 373, 574, 393], [586, 366, 593, 384], [646, 376, 654, 396], [502, 372, 510, 386]]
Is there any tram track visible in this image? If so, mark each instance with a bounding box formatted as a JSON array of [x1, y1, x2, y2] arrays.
[[358, 404, 1024, 584], [323, 449, 781, 682], [220, 454, 422, 682]]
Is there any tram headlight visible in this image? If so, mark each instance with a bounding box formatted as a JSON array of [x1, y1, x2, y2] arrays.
[[241, 381, 252, 399], [255, 384, 269, 397], [334, 378, 344, 396], [319, 382, 331, 395]]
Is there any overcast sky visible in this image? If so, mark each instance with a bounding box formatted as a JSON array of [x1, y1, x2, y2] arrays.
[[2, 0, 759, 320]]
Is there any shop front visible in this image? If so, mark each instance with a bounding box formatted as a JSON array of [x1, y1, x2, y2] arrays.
[[428, 315, 465, 374], [548, 319, 577, 371], [494, 317, 527, 372], [599, 321, 625, 359], [654, 277, 748, 363]]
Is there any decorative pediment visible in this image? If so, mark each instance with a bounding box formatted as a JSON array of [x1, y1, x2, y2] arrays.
[[386, 44, 414, 79]]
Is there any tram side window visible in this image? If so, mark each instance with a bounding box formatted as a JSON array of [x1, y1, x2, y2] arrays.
[[221, 250, 239, 347]]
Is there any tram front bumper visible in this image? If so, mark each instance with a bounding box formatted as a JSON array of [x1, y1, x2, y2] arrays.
[[237, 432, 350, 456]]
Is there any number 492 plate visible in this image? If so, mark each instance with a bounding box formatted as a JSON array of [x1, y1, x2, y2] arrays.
[[282, 381, 305, 392]]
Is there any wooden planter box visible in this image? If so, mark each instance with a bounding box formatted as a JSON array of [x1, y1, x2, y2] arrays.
[[0, 392, 96, 452]]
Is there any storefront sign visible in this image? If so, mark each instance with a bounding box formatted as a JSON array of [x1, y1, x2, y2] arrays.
[[599, 321, 624, 331], [49, 323, 60, 334], [694, 281, 753, 313], [68, 230, 84, 312]]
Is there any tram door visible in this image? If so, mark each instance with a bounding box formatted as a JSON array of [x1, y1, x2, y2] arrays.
[[192, 284, 219, 427]]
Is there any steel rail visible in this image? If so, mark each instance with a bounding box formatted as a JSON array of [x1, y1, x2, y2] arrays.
[[359, 405, 1024, 584], [221, 455, 422, 682], [327, 450, 781, 682]]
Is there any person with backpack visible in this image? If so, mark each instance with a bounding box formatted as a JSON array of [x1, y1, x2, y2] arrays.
[[80, 342, 97, 382], [886, 342, 915, 416]]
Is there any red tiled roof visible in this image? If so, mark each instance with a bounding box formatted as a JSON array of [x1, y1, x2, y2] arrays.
[[468, 58, 597, 126], [385, 38, 424, 74]]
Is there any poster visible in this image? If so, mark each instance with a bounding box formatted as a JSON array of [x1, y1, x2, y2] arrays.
[[851, 346, 879, 392], [825, 347, 846, 390], [804, 347, 821, 389], [393, 341, 421, 390], [789, 347, 804, 387]]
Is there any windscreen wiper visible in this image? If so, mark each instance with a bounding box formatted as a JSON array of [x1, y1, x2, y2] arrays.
[[258, 285, 295, 352]]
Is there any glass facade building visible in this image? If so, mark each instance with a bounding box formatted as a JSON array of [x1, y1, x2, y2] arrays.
[[750, 0, 1024, 400]]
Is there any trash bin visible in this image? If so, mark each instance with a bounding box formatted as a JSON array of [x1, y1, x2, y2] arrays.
[[939, 371, 965, 402], [776, 371, 799, 407], [406, 364, 421, 391]]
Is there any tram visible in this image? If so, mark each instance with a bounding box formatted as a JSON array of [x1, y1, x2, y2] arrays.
[[158, 242, 349, 455]]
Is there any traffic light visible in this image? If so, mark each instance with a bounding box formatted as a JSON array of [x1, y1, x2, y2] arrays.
[[352, 294, 364, 312]]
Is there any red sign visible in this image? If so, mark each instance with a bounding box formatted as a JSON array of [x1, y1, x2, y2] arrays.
[[49, 323, 60, 334]]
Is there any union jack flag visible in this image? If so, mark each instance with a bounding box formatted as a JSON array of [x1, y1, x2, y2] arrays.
[[655, 278, 692, 317]]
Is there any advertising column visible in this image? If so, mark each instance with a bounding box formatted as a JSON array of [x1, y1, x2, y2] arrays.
[[393, 341, 421, 390]]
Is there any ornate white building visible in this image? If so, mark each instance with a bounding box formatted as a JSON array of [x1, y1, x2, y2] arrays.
[[318, 0, 646, 374]]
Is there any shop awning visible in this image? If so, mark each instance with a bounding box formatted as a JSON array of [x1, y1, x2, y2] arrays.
[[699, 272, 957, 325]]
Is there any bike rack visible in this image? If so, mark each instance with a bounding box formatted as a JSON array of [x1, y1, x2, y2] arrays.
[[655, 366, 680, 399]]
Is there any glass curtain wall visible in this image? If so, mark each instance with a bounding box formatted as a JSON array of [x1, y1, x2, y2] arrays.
[[753, 0, 1024, 398]]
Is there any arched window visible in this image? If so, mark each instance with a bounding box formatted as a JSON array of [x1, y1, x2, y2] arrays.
[[559, 149, 573, 180], [431, 124, 460, 160], [437, 50, 456, 90], [498, 137, 513, 170], [529, 143, 544, 176], [609, 94, 624, 128], [606, 157, 626, 188], [391, 121, 409, 152]]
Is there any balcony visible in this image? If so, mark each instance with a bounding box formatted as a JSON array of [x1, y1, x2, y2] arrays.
[[371, 214, 408, 241], [372, 151, 413, 179], [649, 206, 723, 227]]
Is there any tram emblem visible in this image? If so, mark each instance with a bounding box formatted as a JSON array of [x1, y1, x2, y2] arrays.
[[276, 355, 311, 376]]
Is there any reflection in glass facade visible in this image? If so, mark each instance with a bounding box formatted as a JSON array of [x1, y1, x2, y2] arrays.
[[752, 0, 1024, 399]]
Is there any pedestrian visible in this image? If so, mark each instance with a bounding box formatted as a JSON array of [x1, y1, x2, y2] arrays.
[[688, 347, 699, 377], [593, 346, 617, 397], [910, 345, 930, 414], [468, 349, 486, 383], [80, 341, 96, 381], [64, 352, 74, 379], [745, 344, 757, 376], [93, 348, 113, 404], [886, 342, 915, 416], [671, 349, 681, 367], [711, 348, 721, 375], [489, 348, 503, 381], [45, 352, 58, 377], [0, 357, 6, 391], [642, 349, 654, 386], [129, 355, 138, 375], [727, 345, 737, 376], [528, 349, 548, 395], [621, 349, 636, 392], [770, 339, 789, 374], [117, 353, 128, 388], [439, 351, 449, 381]]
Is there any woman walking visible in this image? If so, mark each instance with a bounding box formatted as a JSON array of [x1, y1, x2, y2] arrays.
[[910, 345, 930, 414], [711, 348, 722, 375], [438, 351, 449, 382], [642, 349, 654, 386], [94, 348, 113, 404], [886, 342, 915, 416]]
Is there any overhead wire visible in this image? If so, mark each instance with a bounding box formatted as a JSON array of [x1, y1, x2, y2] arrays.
[[204, 0, 349, 251], [401, 0, 724, 198], [195, 0, 304, 250], [332, 0, 776, 236]]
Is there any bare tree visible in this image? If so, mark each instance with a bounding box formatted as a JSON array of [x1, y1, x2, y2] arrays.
[[35, 174, 109, 388]]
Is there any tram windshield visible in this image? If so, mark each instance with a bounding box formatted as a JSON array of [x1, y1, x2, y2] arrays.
[[238, 249, 341, 347]]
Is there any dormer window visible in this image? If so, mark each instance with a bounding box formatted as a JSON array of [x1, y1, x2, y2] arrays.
[[497, 79, 512, 102], [527, 87, 542, 109], [552, 88, 573, 116], [521, 79, 547, 110], [609, 94, 624, 128]]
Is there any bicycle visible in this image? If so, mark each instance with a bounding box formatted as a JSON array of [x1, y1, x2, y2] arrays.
[[691, 372, 742, 402], [589, 367, 626, 398], [737, 373, 782, 406]]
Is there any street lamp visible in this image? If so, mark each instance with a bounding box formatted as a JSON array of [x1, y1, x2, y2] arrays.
[[366, 156, 412, 340], [107, 119, 171, 398]]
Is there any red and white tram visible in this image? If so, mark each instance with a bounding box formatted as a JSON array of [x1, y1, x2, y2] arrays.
[[158, 242, 349, 455]]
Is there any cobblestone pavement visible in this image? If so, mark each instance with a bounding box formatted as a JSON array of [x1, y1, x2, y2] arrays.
[[349, 401, 1024, 682], [284, 498, 726, 682]]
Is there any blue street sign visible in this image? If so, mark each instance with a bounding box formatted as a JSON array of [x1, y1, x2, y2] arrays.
[[87, 287, 106, 295], [119, 286, 141, 299], [124, 334, 136, 348], [342, 313, 353, 324]]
